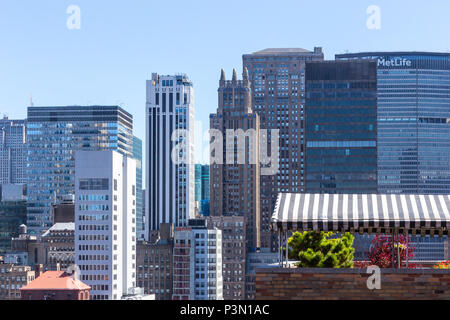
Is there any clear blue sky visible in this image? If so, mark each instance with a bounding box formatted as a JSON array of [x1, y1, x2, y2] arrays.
[[1, 0, 449, 164]]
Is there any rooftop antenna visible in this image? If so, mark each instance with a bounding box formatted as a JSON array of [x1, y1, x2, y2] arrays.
[[30, 93, 34, 107]]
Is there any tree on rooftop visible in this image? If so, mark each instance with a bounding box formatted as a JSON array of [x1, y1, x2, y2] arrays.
[[286, 231, 355, 268]]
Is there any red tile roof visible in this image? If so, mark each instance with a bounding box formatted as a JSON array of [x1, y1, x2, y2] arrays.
[[20, 271, 90, 291]]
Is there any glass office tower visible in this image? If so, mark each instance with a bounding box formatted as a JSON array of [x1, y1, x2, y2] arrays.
[[305, 60, 378, 193], [0, 117, 27, 185], [336, 52, 450, 194], [133, 136, 144, 239], [194, 164, 202, 203], [26, 106, 133, 235]]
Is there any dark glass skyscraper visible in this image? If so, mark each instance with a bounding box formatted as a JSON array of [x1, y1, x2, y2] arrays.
[[336, 52, 450, 194], [305, 60, 378, 193], [26, 105, 133, 235]]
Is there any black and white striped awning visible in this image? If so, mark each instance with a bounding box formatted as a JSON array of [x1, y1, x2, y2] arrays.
[[272, 193, 450, 235]]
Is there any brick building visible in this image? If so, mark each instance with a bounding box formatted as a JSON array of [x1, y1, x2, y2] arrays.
[[20, 270, 90, 300], [136, 223, 174, 300], [0, 263, 35, 300]]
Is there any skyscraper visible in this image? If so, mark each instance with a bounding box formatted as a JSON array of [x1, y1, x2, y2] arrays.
[[305, 59, 378, 193], [195, 164, 202, 203], [201, 165, 210, 202], [195, 164, 210, 216], [0, 117, 26, 185], [210, 68, 261, 250], [75, 150, 136, 300], [336, 52, 450, 194], [242, 47, 324, 249], [133, 136, 144, 239], [145, 74, 195, 236], [26, 106, 133, 236]]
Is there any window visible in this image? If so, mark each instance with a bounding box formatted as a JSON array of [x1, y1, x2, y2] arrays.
[[79, 178, 109, 191]]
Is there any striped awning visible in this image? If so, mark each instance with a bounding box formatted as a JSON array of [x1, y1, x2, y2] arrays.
[[272, 193, 450, 235]]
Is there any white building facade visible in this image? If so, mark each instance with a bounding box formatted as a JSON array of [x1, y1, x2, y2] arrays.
[[75, 150, 136, 300], [145, 73, 195, 238], [172, 220, 223, 300]]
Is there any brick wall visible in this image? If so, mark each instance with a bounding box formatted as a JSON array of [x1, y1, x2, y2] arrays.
[[255, 268, 450, 300]]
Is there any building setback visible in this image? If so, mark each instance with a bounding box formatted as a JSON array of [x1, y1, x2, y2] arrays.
[[75, 150, 136, 300], [26, 106, 133, 236], [243, 47, 324, 250], [305, 59, 378, 194], [145, 74, 195, 237], [210, 68, 261, 251]]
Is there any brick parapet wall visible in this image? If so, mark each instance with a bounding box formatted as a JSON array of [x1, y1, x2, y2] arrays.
[[255, 268, 450, 300]]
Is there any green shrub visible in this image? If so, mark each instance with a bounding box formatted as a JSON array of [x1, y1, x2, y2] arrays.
[[286, 231, 355, 268]]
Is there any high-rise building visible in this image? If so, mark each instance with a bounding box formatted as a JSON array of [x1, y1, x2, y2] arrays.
[[145, 74, 195, 236], [133, 136, 144, 240], [206, 216, 245, 300], [305, 59, 378, 193], [195, 164, 210, 216], [242, 47, 324, 249], [142, 189, 146, 235], [201, 165, 210, 202], [210, 68, 261, 250], [74, 150, 136, 300], [0, 200, 26, 254], [26, 106, 133, 236], [0, 117, 26, 185], [195, 164, 202, 203], [172, 219, 223, 300], [336, 52, 450, 194], [136, 223, 174, 300]]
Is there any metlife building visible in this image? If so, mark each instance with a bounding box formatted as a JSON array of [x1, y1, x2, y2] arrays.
[[336, 52, 450, 194]]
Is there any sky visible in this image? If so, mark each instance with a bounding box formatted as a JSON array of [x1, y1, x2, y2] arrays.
[[1, 0, 450, 167]]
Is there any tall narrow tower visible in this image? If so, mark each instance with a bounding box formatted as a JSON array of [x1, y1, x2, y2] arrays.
[[210, 68, 261, 250], [145, 74, 195, 238]]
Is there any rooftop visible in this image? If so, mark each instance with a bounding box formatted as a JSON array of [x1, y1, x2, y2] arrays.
[[251, 48, 312, 55], [20, 271, 90, 291], [336, 51, 450, 58], [42, 223, 75, 237]]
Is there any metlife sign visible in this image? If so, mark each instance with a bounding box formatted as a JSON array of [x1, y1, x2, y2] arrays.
[[377, 57, 413, 68]]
